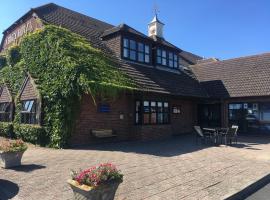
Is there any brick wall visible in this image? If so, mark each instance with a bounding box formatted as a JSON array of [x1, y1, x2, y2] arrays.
[[0, 85, 12, 103], [72, 92, 198, 145], [71, 93, 134, 145]]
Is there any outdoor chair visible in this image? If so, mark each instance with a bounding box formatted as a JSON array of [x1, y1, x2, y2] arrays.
[[194, 126, 213, 144], [226, 125, 239, 145]]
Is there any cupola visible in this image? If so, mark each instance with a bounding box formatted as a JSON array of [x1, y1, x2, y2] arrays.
[[148, 14, 164, 38]]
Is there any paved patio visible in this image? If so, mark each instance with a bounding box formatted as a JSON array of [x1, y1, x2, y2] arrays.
[[1, 134, 270, 200]]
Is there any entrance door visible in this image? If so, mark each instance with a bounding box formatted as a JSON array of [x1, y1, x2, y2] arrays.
[[198, 104, 221, 128]]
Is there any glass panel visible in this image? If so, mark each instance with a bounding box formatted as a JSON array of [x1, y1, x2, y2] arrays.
[[169, 52, 173, 59], [174, 54, 178, 61], [136, 113, 139, 124], [145, 54, 150, 63], [123, 48, 129, 58], [162, 58, 167, 65], [162, 50, 166, 58], [143, 101, 149, 112], [157, 102, 163, 112], [151, 113, 157, 124], [130, 50, 136, 60], [260, 103, 270, 121], [174, 61, 178, 68], [151, 101, 156, 112], [123, 38, 129, 47], [136, 101, 140, 112], [138, 43, 144, 52], [27, 100, 34, 112], [23, 101, 30, 111], [169, 60, 173, 68], [130, 40, 136, 50], [157, 113, 163, 123], [157, 57, 160, 63], [143, 114, 150, 124], [157, 48, 161, 56], [138, 52, 144, 62], [163, 113, 169, 123], [145, 45, 149, 54]]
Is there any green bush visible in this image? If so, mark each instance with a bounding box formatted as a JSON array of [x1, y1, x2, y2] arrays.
[[14, 124, 48, 146], [7, 45, 21, 66], [0, 54, 7, 69], [0, 122, 13, 138]]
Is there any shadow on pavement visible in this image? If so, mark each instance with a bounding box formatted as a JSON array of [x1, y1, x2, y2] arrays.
[[8, 164, 46, 172], [0, 179, 19, 200]]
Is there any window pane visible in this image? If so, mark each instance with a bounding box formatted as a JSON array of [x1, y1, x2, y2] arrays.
[[169, 60, 173, 68], [123, 38, 129, 47], [174, 61, 178, 68], [162, 50, 166, 58], [157, 57, 161, 64], [23, 101, 30, 111], [144, 101, 149, 112], [158, 113, 163, 123], [136, 101, 140, 112], [136, 113, 139, 124], [138, 43, 144, 52], [130, 40, 136, 50], [123, 48, 129, 58], [130, 50, 136, 60], [151, 113, 157, 124], [162, 58, 167, 65], [145, 45, 149, 53], [169, 52, 173, 59], [157, 48, 161, 56], [143, 114, 150, 124], [260, 103, 270, 121], [151, 101, 156, 112], [145, 54, 150, 63], [174, 54, 178, 61], [138, 52, 144, 62], [27, 100, 34, 112]]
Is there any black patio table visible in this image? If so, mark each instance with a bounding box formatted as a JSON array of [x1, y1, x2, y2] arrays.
[[202, 127, 229, 145]]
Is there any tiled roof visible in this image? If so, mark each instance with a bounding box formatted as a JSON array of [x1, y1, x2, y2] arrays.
[[2, 3, 207, 98], [191, 53, 270, 98]]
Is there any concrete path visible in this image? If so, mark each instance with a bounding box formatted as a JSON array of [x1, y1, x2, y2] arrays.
[[1, 134, 270, 200]]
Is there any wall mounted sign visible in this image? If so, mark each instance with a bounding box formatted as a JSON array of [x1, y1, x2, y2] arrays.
[[98, 104, 110, 113]]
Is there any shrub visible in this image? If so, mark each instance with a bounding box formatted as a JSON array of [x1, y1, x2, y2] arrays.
[[13, 124, 48, 146], [71, 163, 123, 187], [0, 54, 7, 69], [7, 45, 21, 66], [0, 138, 27, 153], [0, 122, 14, 138]]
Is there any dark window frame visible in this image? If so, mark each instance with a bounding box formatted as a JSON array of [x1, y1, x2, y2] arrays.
[[20, 99, 38, 124], [0, 102, 11, 122], [156, 47, 179, 69], [122, 37, 151, 64], [135, 100, 170, 125]]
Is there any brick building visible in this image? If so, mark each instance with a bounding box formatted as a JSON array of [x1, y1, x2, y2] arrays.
[[0, 3, 269, 145]]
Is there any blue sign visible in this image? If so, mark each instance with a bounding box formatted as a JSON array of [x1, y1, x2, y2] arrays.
[[99, 104, 110, 113]]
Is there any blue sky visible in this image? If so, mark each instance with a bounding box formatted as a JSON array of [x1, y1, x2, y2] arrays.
[[0, 0, 269, 60]]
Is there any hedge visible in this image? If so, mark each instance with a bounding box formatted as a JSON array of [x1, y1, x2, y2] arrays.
[[0, 122, 13, 138]]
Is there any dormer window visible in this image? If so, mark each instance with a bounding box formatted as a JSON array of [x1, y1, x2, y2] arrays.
[[0, 102, 11, 122], [156, 48, 178, 68], [122, 38, 150, 64]]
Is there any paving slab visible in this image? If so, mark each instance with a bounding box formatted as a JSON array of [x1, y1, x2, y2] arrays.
[[1, 134, 270, 200]]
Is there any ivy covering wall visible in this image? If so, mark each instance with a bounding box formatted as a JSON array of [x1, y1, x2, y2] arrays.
[[0, 25, 135, 148]]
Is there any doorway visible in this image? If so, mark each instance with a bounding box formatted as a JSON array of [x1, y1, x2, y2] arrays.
[[198, 104, 221, 128]]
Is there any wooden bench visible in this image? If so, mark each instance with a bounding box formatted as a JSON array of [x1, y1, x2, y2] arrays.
[[91, 129, 116, 138]]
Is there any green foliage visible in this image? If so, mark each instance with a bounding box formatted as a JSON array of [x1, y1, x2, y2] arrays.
[[13, 124, 48, 146], [0, 25, 136, 148], [0, 54, 7, 69], [7, 45, 21, 66], [0, 122, 13, 138]]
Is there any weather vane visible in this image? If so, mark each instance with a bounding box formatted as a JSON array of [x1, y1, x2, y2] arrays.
[[153, 3, 160, 16]]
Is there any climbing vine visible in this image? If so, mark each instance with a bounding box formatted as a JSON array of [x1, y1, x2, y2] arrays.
[[0, 25, 136, 148]]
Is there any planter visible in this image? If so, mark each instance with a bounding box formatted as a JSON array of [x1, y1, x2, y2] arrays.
[[68, 179, 121, 200], [0, 151, 25, 168]]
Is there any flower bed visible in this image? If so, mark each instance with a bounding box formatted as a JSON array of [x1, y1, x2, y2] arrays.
[[68, 163, 123, 200]]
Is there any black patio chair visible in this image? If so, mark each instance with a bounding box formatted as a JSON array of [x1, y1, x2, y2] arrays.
[[194, 126, 213, 144], [226, 125, 239, 145]]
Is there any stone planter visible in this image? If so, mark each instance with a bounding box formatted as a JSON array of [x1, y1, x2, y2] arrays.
[[67, 179, 121, 200], [0, 151, 25, 168]]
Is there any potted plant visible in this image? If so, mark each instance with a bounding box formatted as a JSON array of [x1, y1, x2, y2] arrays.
[[0, 139, 28, 168], [68, 163, 123, 200]]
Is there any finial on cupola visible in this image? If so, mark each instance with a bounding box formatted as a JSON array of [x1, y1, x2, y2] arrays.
[[148, 4, 164, 38]]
